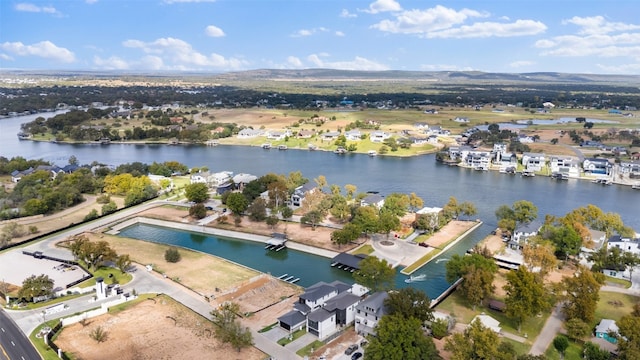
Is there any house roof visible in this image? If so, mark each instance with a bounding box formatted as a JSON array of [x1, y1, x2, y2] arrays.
[[472, 314, 501, 333], [514, 221, 542, 234], [331, 253, 366, 270], [232, 173, 257, 184], [300, 283, 337, 302], [324, 292, 361, 312], [362, 193, 384, 206], [278, 310, 307, 327], [596, 319, 619, 334], [355, 291, 389, 316], [295, 182, 316, 194], [308, 308, 334, 322]]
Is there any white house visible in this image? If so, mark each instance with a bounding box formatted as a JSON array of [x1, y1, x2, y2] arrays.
[[511, 221, 543, 245], [209, 171, 233, 187], [465, 151, 491, 170], [322, 131, 341, 141], [190, 171, 210, 184], [522, 152, 546, 172], [471, 314, 501, 333], [583, 158, 611, 175], [266, 130, 290, 141], [291, 182, 317, 207], [345, 130, 362, 141], [550, 156, 580, 177], [278, 281, 361, 340], [355, 291, 389, 337], [369, 131, 391, 143], [237, 128, 263, 139], [360, 193, 385, 208], [619, 160, 640, 176], [608, 235, 640, 255]]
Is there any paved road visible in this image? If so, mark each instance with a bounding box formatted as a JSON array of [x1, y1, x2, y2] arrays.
[[0, 309, 41, 360], [529, 303, 565, 355]]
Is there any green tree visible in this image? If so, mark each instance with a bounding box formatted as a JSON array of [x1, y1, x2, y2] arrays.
[[353, 256, 395, 292], [115, 254, 132, 273], [583, 341, 611, 360], [352, 206, 379, 236], [378, 211, 401, 239], [565, 318, 591, 342], [247, 198, 267, 221], [265, 215, 279, 229], [365, 314, 438, 360], [330, 223, 361, 248], [431, 318, 449, 339], [446, 254, 497, 309], [164, 247, 181, 263], [18, 274, 54, 301], [74, 239, 117, 269], [184, 182, 209, 203], [442, 196, 460, 220], [459, 201, 478, 220], [101, 201, 118, 216], [210, 302, 253, 352], [408, 192, 424, 212], [329, 195, 351, 222], [300, 209, 324, 230], [561, 267, 604, 323], [542, 224, 582, 260], [522, 241, 557, 278], [280, 206, 293, 220], [226, 192, 249, 215], [513, 200, 538, 224], [445, 318, 500, 360], [189, 203, 207, 219], [384, 287, 433, 323], [344, 184, 357, 199], [504, 266, 549, 331], [380, 193, 409, 217], [617, 314, 640, 360], [553, 335, 569, 358]]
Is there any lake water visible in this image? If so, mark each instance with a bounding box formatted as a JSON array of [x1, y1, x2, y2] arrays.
[[2, 112, 639, 298]]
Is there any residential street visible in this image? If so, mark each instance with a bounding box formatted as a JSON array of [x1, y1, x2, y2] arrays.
[[529, 303, 565, 356]]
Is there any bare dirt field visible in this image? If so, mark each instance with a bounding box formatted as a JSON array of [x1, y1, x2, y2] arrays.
[[423, 220, 478, 248], [54, 294, 265, 360]]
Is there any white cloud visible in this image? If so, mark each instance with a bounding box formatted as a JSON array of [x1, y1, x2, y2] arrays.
[[93, 56, 130, 70], [306, 54, 388, 70], [286, 56, 303, 68], [536, 16, 640, 59], [0, 41, 75, 63], [509, 60, 536, 68], [335, 31, 345, 37], [563, 16, 640, 35], [596, 62, 640, 74], [121, 37, 247, 70], [0, 53, 13, 61], [163, 0, 216, 3], [15, 3, 60, 15], [205, 25, 225, 37], [426, 19, 547, 38], [85, 0, 98, 4], [340, 9, 357, 18], [363, 0, 402, 14], [290, 27, 329, 38], [371, 5, 488, 34]]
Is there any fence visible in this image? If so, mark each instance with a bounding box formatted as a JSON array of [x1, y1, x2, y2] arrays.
[[45, 321, 71, 360]]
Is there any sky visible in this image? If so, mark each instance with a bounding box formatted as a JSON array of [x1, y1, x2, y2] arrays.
[[1, 0, 640, 75]]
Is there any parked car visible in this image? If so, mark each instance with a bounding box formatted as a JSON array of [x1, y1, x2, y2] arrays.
[[345, 344, 358, 355], [351, 352, 363, 360]]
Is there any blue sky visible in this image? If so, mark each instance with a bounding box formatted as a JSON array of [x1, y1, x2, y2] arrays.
[[1, 0, 640, 74]]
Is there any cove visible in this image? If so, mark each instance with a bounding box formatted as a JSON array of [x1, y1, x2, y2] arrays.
[[117, 223, 458, 299]]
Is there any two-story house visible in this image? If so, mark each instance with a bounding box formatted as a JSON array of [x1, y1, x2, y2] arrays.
[[510, 221, 543, 249], [583, 158, 611, 175], [355, 291, 389, 336], [549, 156, 580, 177], [360, 193, 385, 208], [619, 160, 640, 176], [521, 152, 546, 172], [465, 151, 491, 170], [369, 131, 391, 143], [291, 182, 317, 207]]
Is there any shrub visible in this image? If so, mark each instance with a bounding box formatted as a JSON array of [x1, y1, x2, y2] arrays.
[[189, 203, 207, 219], [89, 326, 108, 343], [164, 247, 181, 263], [96, 194, 111, 204], [84, 209, 99, 221]]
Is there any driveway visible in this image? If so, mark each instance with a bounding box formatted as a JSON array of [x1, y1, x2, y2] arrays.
[[529, 303, 565, 355]]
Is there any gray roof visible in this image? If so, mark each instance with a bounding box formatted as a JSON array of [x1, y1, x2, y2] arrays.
[[362, 193, 384, 205], [278, 310, 307, 327], [300, 283, 336, 302], [324, 292, 361, 312], [331, 253, 366, 270], [355, 291, 389, 316], [595, 319, 618, 334], [514, 221, 542, 234], [308, 308, 334, 322]]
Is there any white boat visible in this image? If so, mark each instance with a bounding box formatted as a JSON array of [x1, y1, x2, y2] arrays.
[[404, 274, 427, 283], [368, 150, 377, 157], [632, 184, 640, 190]]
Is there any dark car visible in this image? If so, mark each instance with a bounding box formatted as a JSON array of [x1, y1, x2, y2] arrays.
[[345, 344, 358, 355], [351, 352, 363, 360]]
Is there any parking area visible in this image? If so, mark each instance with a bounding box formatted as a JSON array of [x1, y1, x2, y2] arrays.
[[0, 248, 87, 291]]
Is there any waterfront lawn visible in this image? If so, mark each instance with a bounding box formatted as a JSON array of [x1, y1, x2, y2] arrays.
[[604, 276, 631, 289], [401, 248, 442, 275], [351, 244, 374, 255], [594, 291, 639, 324], [436, 291, 546, 344]]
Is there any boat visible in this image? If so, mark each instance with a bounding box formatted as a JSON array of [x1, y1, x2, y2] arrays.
[[17, 132, 31, 140], [261, 143, 271, 149], [277, 145, 288, 150], [632, 184, 640, 190], [404, 274, 427, 283], [551, 173, 568, 181], [368, 150, 377, 157], [308, 144, 317, 151], [334, 147, 347, 154], [521, 170, 535, 177]]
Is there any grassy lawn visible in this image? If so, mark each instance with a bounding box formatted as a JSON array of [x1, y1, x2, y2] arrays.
[[501, 338, 530, 356], [258, 322, 279, 333], [77, 265, 133, 288], [594, 291, 640, 325], [435, 291, 547, 343], [296, 340, 324, 357], [18, 293, 85, 311], [30, 319, 65, 360], [604, 276, 631, 289], [544, 340, 582, 360], [351, 244, 374, 255], [277, 328, 306, 346]]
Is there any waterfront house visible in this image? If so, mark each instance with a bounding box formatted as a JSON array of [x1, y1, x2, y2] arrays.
[[297, 130, 315, 139], [595, 319, 619, 343], [550, 156, 580, 177], [427, 135, 439, 144], [454, 117, 469, 123], [511, 221, 543, 248], [345, 130, 362, 141], [237, 128, 263, 139], [291, 182, 317, 207], [608, 235, 640, 255], [369, 131, 391, 143], [232, 173, 258, 190], [619, 160, 640, 176], [465, 151, 491, 170], [448, 146, 472, 161], [360, 193, 385, 208], [522, 152, 546, 172], [583, 158, 611, 175], [322, 131, 341, 141], [266, 130, 290, 141], [278, 281, 361, 340], [190, 171, 210, 184], [355, 291, 389, 337], [517, 134, 535, 143], [409, 137, 429, 145], [209, 171, 233, 187], [414, 122, 429, 130]]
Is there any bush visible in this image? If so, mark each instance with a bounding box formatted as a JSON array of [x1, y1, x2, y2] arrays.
[[189, 203, 207, 219], [84, 209, 99, 221], [101, 201, 118, 216], [430, 318, 449, 339], [164, 248, 181, 263], [96, 194, 111, 204]]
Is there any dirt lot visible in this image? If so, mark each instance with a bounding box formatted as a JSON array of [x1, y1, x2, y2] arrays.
[[55, 295, 265, 360], [424, 220, 478, 248]]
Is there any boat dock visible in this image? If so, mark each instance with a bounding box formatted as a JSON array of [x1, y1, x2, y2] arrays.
[[330, 252, 366, 273], [276, 273, 300, 284], [265, 232, 288, 251]]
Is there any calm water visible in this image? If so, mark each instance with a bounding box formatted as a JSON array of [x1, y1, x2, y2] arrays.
[[2, 113, 639, 298]]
